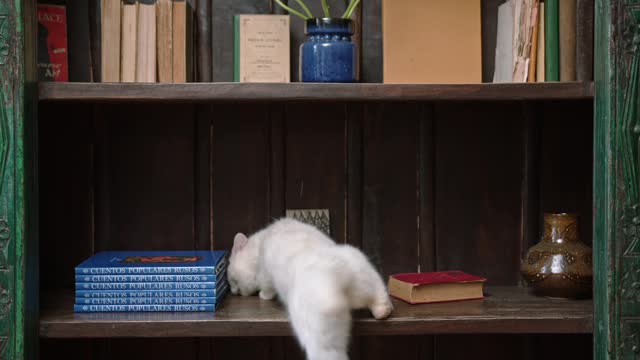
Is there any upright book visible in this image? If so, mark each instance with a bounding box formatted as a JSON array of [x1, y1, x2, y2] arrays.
[[37, 3, 69, 82], [383, 0, 482, 84], [388, 271, 486, 304], [233, 14, 290, 83], [75, 250, 228, 275]]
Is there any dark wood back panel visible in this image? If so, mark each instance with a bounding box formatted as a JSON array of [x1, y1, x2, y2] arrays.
[[39, 103, 94, 291], [362, 103, 421, 276], [284, 104, 348, 242], [211, 104, 272, 248], [97, 104, 196, 250], [434, 102, 524, 286], [539, 100, 594, 245], [38, 99, 593, 359], [209, 104, 274, 360]]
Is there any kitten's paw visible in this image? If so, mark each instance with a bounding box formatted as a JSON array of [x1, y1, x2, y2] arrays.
[[259, 289, 276, 301], [371, 300, 393, 320]]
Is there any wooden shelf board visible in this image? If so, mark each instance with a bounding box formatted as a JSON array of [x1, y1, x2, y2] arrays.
[[38, 82, 594, 103], [39, 286, 592, 338]]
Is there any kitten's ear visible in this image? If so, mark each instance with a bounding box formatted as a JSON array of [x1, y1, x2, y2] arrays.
[[232, 233, 249, 253]]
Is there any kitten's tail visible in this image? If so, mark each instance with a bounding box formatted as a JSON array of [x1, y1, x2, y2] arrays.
[[288, 281, 351, 360]]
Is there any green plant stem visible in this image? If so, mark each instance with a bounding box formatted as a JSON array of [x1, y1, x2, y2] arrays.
[[342, 0, 360, 19], [292, 0, 314, 18], [274, 0, 310, 19], [321, 0, 330, 17]]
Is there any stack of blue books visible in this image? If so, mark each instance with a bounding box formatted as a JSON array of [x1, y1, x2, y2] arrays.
[[73, 250, 228, 313]]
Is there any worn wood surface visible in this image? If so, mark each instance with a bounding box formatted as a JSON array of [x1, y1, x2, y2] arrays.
[[40, 286, 593, 338], [37, 82, 596, 103]]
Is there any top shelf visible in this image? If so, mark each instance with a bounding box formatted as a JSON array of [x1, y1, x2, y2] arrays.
[[38, 81, 594, 103]]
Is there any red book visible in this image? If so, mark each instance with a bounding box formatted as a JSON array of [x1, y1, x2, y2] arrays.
[[388, 270, 486, 304], [37, 4, 68, 82]]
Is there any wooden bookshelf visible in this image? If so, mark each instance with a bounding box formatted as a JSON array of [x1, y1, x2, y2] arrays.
[[38, 81, 595, 103], [40, 286, 592, 338]]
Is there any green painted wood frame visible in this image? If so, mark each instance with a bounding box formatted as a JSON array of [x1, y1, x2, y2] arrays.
[[595, 0, 640, 358], [0, 0, 37, 359]]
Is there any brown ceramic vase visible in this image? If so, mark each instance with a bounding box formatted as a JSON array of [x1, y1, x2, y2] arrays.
[[521, 213, 593, 299]]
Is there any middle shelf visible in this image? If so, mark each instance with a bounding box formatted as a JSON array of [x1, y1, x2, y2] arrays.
[[40, 286, 593, 338]]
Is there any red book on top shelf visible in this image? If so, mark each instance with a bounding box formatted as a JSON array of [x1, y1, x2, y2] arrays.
[[388, 270, 486, 304], [37, 4, 68, 82]]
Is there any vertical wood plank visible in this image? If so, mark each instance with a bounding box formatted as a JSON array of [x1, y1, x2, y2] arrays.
[[94, 106, 111, 252], [101, 105, 196, 250], [39, 104, 94, 291], [210, 104, 271, 360], [418, 104, 436, 360], [196, 0, 213, 81], [419, 104, 436, 273], [284, 104, 347, 242], [539, 100, 593, 245], [211, 104, 271, 247], [362, 0, 382, 82], [362, 102, 420, 277], [269, 105, 285, 219], [521, 103, 541, 265], [434, 102, 524, 285], [347, 104, 363, 248], [195, 105, 212, 250], [38, 103, 96, 359], [194, 104, 213, 360], [361, 102, 421, 360]]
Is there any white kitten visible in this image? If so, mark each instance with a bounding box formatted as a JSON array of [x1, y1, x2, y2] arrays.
[[227, 218, 393, 360]]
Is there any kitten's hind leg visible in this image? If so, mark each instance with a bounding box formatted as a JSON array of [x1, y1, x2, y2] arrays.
[[288, 286, 351, 360]]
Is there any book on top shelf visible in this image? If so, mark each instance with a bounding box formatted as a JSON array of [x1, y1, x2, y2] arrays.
[[388, 270, 486, 304], [37, 3, 69, 82]]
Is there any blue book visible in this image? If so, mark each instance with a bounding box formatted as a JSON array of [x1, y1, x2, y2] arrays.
[[75, 273, 219, 283], [73, 284, 228, 312], [75, 296, 218, 305], [75, 250, 228, 275], [75, 288, 220, 298], [73, 304, 217, 312], [75, 281, 220, 290]]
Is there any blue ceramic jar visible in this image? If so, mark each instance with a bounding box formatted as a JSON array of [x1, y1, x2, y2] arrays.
[[300, 18, 357, 83]]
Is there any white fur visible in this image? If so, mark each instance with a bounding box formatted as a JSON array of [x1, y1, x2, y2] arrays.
[[227, 218, 393, 360]]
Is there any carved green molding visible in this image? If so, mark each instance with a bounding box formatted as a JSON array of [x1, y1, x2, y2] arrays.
[[597, 1, 640, 359], [0, 0, 37, 359], [0, 0, 16, 356]]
